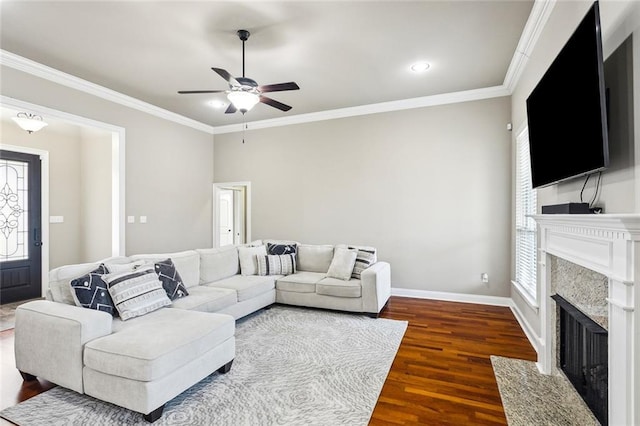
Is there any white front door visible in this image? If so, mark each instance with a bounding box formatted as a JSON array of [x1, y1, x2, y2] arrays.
[[218, 190, 234, 247]]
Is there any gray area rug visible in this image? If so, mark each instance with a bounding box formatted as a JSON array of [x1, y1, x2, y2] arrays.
[[491, 355, 599, 426], [1, 306, 407, 425]]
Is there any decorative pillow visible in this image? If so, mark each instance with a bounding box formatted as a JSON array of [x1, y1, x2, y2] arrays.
[[326, 248, 358, 281], [257, 254, 297, 276], [350, 246, 378, 279], [267, 243, 297, 255], [154, 258, 189, 300], [238, 245, 267, 276], [70, 264, 116, 315], [104, 266, 171, 321]]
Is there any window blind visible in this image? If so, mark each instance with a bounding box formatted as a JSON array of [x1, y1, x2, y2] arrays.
[[515, 128, 537, 300]]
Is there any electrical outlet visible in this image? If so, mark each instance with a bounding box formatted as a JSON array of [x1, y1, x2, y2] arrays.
[[481, 273, 489, 283]]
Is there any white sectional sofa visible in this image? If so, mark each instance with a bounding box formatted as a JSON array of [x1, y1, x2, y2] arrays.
[[14, 240, 391, 422]]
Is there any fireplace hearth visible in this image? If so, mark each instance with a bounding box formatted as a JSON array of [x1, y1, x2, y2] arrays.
[[552, 294, 608, 425]]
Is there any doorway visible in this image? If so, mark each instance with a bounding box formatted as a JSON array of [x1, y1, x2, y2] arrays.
[[1, 95, 126, 298], [213, 182, 251, 247], [0, 150, 42, 303]]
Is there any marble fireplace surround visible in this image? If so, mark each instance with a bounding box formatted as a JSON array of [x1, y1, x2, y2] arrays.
[[532, 214, 640, 426]]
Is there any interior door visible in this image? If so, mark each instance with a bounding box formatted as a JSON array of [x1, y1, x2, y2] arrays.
[[218, 190, 234, 247], [0, 150, 42, 303]]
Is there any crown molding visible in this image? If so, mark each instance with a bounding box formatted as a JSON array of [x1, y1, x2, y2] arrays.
[[503, 0, 556, 93], [213, 85, 510, 135], [0, 50, 215, 134]]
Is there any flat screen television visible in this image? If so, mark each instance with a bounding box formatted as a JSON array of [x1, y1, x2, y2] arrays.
[[526, 1, 609, 189]]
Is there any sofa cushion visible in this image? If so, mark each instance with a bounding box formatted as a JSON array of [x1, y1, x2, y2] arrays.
[[130, 250, 200, 288], [207, 275, 275, 302], [103, 260, 146, 274], [49, 262, 103, 305], [257, 254, 296, 276], [169, 286, 236, 313], [316, 277, 362, 298], [197, 246, 239, 283], [238, 245, 267, 276], [84, 309, 234, 382], [69, 264, 115, 315], [154, 258, 189, 300], [326, 247, 358, 281], [104, 266, 171, 321], [276, 271, 326, 293], [296, 244, 334, 273]]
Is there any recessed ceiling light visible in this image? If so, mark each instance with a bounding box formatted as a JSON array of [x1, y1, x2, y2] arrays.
[[410, 61, 431, 73], [208, 100, 226, 109]]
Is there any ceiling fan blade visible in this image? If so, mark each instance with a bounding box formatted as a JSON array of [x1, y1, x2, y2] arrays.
[[178, 90, 226, 94], [259, 96, 292, 112], [258, 82, 300, 93], [212, 68, 240, 86], [225, 103, 237, 114]]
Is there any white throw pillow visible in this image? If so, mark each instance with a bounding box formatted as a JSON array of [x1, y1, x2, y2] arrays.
[[238, 245, 267, 276], [104, 266, 171, 321], [326, 247, 358, 281]]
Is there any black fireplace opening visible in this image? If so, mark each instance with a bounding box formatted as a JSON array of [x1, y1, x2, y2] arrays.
[[552, 294, 608, 425]]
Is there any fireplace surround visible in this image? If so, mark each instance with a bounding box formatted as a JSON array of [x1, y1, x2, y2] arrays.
[[531, 214, 640, 426]]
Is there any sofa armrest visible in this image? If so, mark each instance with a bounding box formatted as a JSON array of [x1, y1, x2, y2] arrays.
[[15, 300, 112, 393], [361, 261, 391, 314]]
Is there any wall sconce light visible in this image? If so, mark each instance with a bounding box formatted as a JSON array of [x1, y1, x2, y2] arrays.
[[12, 112, 48, 134]]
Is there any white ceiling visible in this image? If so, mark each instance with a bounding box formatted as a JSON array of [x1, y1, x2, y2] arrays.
[[0, 1, 533, 127]]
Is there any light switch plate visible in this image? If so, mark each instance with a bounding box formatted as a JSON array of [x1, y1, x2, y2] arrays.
[[49, 216, 64, 223], [140, 216, 147, 224], [127, 216, 135, 224]]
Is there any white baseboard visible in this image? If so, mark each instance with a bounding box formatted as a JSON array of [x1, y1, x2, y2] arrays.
[[390, 287, 512, 307], [390, 287, 543, 356], [509, 300, 543, 356]]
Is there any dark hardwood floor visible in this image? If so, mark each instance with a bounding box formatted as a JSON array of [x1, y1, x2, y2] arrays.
[[0, 296, 536, 425], [371, 297, 537, 425]]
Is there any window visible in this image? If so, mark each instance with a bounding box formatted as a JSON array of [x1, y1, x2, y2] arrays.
[[514, 128, 537, 303]]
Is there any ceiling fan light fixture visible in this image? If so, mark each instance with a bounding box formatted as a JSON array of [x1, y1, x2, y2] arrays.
[[11, 112, 48, 134], [227, 91, 259, 113]]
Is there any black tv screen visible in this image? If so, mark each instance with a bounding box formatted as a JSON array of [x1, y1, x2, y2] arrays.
[[526, 2, 609, 189]]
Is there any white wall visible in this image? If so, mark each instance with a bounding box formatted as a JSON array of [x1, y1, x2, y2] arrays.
[[1, 65, 215, 256], [510, 0, 640, 345], [215, 97, 513, 297]]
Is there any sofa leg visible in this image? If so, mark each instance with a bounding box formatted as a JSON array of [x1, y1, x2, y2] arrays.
[[366, 312, 379, 319], [143, 405, 164, 423], [217, 359, 233, 374], [19, 371, 37, 382]]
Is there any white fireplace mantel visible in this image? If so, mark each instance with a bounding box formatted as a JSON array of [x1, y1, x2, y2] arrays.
[[531, 214, 640, 426]]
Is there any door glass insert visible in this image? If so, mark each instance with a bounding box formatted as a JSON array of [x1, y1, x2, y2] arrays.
[[0, 159, 29, 262]]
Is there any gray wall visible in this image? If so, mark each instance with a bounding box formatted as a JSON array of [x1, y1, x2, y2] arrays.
[[510, 0, 640, 343], [511, 0, 639, 215], [79, 127, 113, 262], [215, 97, 513, 296], [1, 65, 215, 256]]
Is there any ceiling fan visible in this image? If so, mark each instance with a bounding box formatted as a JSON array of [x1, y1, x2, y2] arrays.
[[178, 29, 300, 114]]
